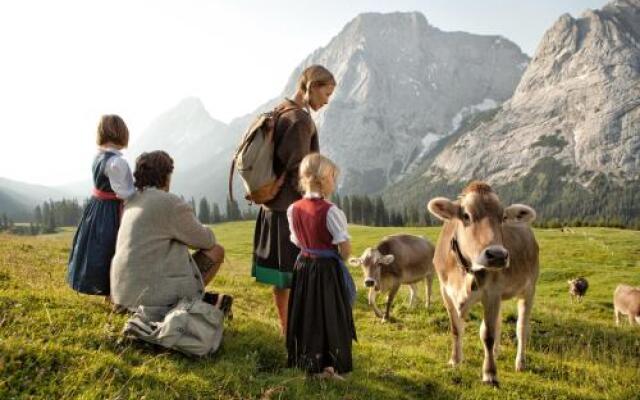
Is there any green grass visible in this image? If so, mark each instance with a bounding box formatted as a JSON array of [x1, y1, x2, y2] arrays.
[[1, 223, 640, 399]]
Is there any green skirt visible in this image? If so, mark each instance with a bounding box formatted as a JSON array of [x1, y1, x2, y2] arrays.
[[252, 207, 299, 289]]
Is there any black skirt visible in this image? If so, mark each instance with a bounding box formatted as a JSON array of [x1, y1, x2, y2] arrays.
[[252, 207, 299, 289], [286, 255, 357, 374], [67, 197, 121, 295]]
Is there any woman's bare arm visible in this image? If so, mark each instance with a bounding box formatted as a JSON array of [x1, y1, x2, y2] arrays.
[[337, 240, 352, 261]]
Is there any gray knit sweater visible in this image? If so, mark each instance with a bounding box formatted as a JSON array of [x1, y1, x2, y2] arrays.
[[110, 188, 216, 310]]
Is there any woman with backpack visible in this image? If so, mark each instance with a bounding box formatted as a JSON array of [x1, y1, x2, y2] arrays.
[[252, 65, 336, 335]]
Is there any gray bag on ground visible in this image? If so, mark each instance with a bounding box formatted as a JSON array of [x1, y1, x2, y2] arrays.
[[123, 298, 224, 357]]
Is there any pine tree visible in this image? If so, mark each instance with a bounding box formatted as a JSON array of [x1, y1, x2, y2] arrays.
[[198, 197, 211, 224], [362, 195, 374, 226], [226, 198, 242, 221], [374, 197, 387, 227], [211, 203, 222, 223], [342, 196, 351, 222], [34, 205, 43, 226], [42, 202, 51, 227], [331, 193, 342, 209], [46, 209, 57, 233], [189, 197, 197, 214], [397, 211, 405, 227], [350, 196, 362, 225]]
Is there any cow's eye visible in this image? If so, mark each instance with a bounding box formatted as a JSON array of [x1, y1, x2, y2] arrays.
[[462, 212, 471, 224]]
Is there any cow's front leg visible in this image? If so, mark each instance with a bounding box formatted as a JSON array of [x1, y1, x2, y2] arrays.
[[368, 288, 383, 318], [383, 283, 400, 322], [442, 287, 464, 366], [425, 274, 433, 309], [480, 295, 501, 386], [493, 308, 502, 358], [516, 292, 534, 372]]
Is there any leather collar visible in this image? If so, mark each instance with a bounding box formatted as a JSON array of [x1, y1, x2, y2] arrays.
[[451, 235, 472, 274]]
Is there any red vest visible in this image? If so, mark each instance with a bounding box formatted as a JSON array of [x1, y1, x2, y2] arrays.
[[291, 198, 334, 251]]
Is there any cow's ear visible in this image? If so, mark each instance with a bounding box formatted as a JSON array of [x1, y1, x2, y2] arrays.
[[348, 257, 362, 266], [380, 254, 395, 265], [503, 204, 536, 224], [428, 197, 460, 221]]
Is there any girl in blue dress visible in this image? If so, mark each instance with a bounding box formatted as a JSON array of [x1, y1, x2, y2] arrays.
[[67, 115, 135, 296]]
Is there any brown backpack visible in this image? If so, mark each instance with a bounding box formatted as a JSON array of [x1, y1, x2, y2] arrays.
[[228, 104, 299, 204]]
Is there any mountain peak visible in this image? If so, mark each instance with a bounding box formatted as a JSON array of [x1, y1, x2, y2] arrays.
[[351, 11, 432, 28], [275, 11, 529, 194], [172, 96, 208, 114], [426, 0, 640, 190], [515, 0, 640, 98]]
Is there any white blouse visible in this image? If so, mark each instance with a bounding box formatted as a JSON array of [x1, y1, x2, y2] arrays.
[[286, 192, 351, 247], [99, 147, 135, 200]]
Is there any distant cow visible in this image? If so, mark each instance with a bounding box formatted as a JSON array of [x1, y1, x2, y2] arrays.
[[613, 284, 640, 326], [568, 277, 589, 301], [428, 181, 539, 386], [349, 234, 435, 322]]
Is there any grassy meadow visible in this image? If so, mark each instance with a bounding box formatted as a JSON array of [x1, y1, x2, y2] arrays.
[[1, 222, 639, 399]]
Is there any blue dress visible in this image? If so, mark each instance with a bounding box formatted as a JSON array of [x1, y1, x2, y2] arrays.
[[67, 152, 122, 295]]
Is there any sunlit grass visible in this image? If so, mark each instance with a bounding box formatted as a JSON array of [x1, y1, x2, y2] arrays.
[[1, 223, 639, 399]]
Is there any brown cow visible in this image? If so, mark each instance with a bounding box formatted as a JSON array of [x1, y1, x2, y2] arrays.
[[349, 234, 435, 322], [427, 181, 539, 386], [613, 284, 640, 326]]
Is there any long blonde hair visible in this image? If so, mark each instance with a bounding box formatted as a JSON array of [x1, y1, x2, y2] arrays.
[[297, 65, 336, 105], [298, 153, 339, 197]]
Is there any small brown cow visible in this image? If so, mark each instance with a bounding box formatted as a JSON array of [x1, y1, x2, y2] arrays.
[[613, 284, 640, 326], [349, 234, 435, 322], [428, 181, 539, 386]]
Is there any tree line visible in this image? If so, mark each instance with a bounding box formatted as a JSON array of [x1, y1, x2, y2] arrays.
[[329, 194, 439, 227], [3, 182, 637, 237], [194, 191, 640, 230], [189, 197, 256, 224], [191, 194, 437, 227], [0, 199, 83, 236]]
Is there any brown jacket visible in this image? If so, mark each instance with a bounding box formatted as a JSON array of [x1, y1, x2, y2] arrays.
[[264, 99, 319, 211]]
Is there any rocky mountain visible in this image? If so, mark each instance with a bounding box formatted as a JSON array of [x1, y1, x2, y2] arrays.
[[125, 97, 237, 204], [384, 0, 640, 225], [140, 11, 529, 207], [281, 12, 529, 193], [128, 97, 230, 173]]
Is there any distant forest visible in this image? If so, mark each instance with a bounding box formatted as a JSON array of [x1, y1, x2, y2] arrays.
[[2, 180, 638, 237], [384, 156, 640, 230]]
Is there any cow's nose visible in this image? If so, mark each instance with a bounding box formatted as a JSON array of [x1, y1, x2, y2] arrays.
[[483, 246, 509, 266], [364, 279, 375, 288]]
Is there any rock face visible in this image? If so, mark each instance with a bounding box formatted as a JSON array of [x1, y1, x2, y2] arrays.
[[135, 11, 528, 205], [282, 12, 529, 193], [127, 97, 235, 202], [128, 97, 230, 173], [428, 0, 640, 185]]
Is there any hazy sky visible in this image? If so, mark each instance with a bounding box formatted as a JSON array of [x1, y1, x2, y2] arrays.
[[0, 0, 609, 186]]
